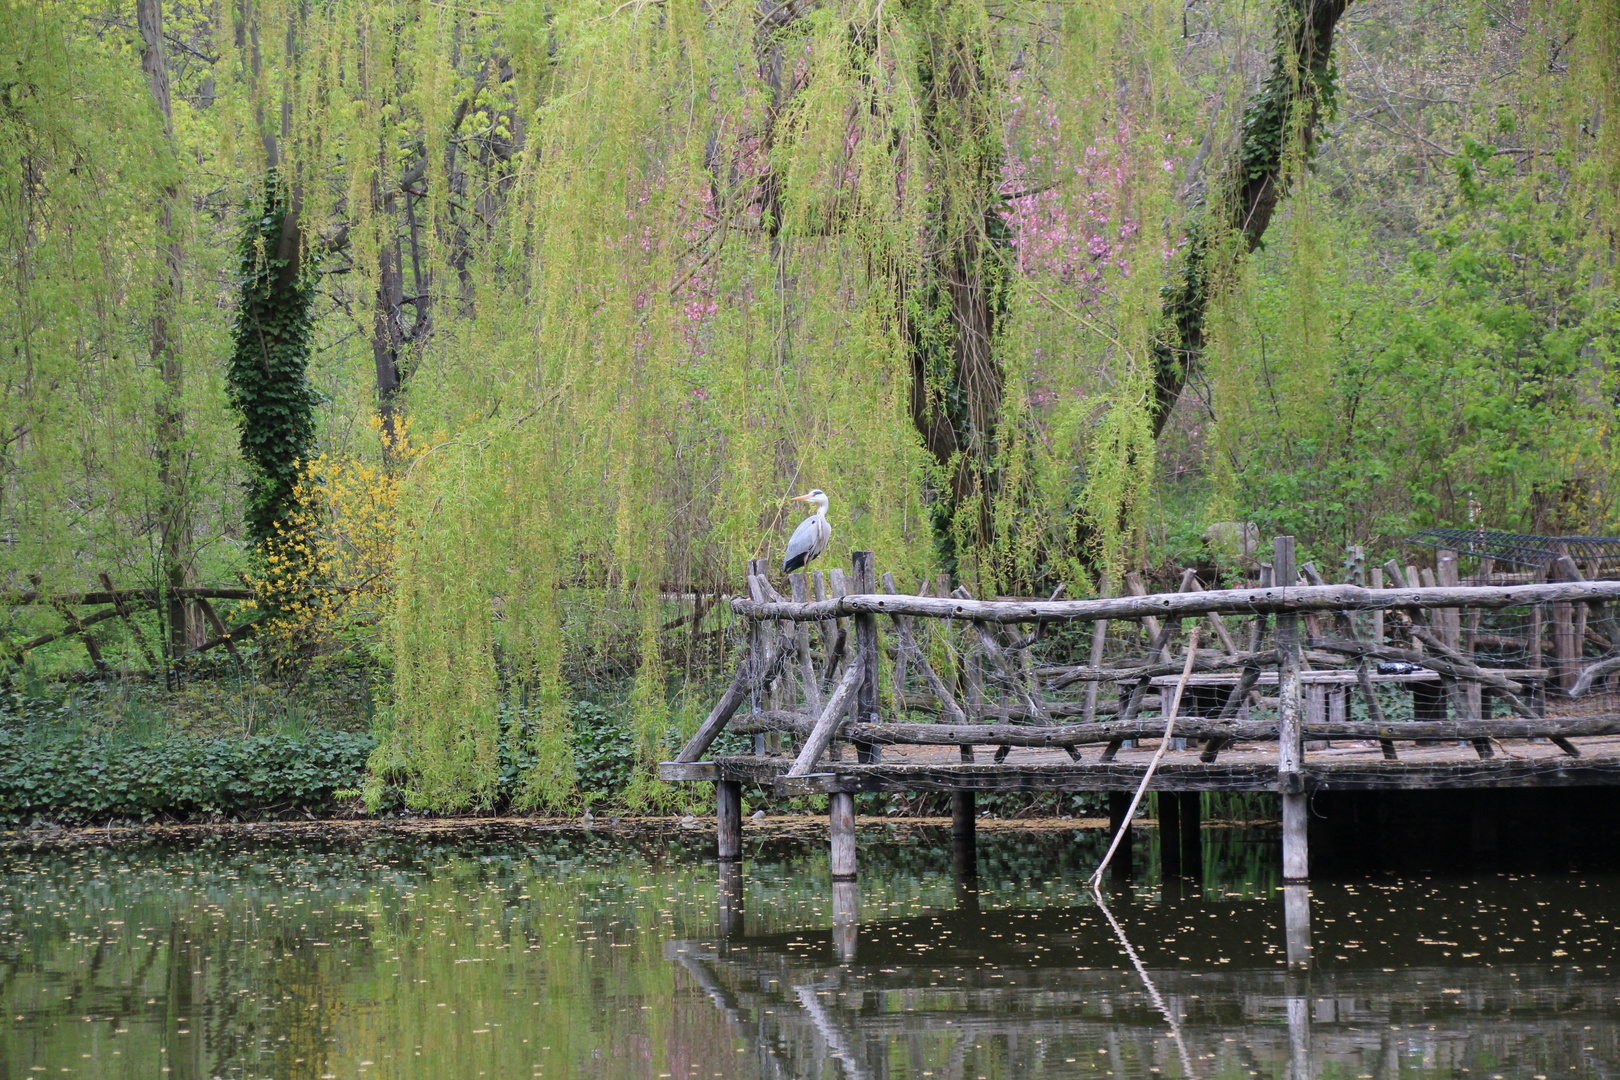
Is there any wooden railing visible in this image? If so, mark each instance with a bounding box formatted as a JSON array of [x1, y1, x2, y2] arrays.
[[671, 544, 1620, 775]]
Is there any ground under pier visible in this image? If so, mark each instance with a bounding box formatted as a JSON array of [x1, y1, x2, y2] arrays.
[[1309, 786, 1620, 873]]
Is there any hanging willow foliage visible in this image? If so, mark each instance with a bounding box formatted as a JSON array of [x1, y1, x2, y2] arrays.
[[1, 0, 1614, 810]]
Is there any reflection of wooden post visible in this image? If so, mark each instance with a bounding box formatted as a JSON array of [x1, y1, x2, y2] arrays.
[[1284, 883, 1311, 969], [1275, 536, 1308, 883], [717, 859, 744, 938], [1284, 884, 1312, 1078], [831, 880, 858, 963]]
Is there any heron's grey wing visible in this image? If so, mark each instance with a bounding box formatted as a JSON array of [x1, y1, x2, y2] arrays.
[[783, 515, 822, 572]]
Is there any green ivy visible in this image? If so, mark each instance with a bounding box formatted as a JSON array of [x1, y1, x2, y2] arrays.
[[0, 729, 373, 825], [227, 177, 319, 549]]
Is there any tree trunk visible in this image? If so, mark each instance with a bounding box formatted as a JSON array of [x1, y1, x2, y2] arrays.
[[1150, 0, 1352, 436], [372, 163, 408, 456], [137, 0, 197, 653], [905, 1, 1008, 569]]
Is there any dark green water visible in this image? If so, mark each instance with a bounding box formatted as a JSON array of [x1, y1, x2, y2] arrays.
[[1, 821, 1617, 1079]]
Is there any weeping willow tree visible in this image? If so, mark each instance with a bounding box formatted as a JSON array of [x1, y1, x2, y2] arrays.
[[264, 0, 1192, 811], [0, 1, 239, 661]]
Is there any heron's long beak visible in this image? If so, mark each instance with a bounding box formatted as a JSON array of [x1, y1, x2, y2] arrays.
[[790, 494, 811, 502]]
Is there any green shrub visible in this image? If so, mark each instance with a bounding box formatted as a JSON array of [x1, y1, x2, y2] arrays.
[[0, 729, 375, 825]]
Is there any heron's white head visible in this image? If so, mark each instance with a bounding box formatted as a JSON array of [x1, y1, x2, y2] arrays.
[[791, 489, 829, 514]]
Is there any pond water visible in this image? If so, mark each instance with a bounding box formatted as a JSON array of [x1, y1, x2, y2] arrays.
[[1, 820, 1618, 1079]]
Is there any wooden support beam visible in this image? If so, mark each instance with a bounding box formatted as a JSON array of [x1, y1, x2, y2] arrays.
[[675, 658, 757, 763], [193, 597, 243, 664], [44, 590, 109, 678], [763, 756, 1620, 794], [716, 780, 742, 861], [1275, 536, 1308, 882], [881, 574, 969, 733], [785, 659, 863, 775]]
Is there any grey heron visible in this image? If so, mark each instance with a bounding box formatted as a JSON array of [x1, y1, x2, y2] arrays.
[[782, 489, 832, 573]]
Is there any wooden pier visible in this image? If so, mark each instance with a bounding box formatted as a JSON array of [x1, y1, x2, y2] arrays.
[[660, 537, 1620, 882]]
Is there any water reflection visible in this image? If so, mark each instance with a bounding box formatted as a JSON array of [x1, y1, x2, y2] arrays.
[[679, 879, 1620, 1078], [1, 824, 1618, 1079]]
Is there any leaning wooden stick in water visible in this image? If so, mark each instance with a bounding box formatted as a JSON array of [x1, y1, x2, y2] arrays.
[[1088, 626, 1201, 889]]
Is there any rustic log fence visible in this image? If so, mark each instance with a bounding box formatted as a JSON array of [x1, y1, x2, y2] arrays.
[[2, 581, 262, 670]]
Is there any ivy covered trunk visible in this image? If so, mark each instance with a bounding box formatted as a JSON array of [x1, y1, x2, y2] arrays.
[[1151, 0, 1352, 436], [227, 180, 317, 550], [904, 0, 1013, 575]]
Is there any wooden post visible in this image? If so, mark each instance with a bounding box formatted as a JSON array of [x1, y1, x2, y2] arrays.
[[1552, 555, 1579, 695], [1369, 566, 1385, 643], [812, 570, 833, 660], [951, 791, 976, 881], [1275, 536, 1308, 883], [746, 559, 769, 755], [1158, 792, 1182, 878], [716, 780, 742, 861], [1082, 577, 1112, 724], [1107, 792, 1133, 881], [851, 552, 880, 763], [1179, 791, 1203, 879], [829, 791, 857, 881], [790, 574, 822, 715], [1530, 561, 1547, 715], [1437, 550, 1476, 720]]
